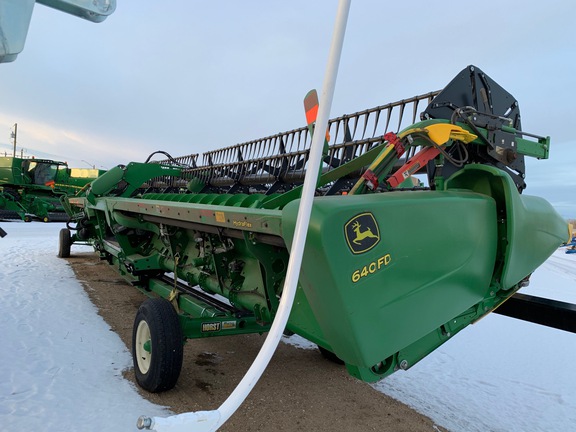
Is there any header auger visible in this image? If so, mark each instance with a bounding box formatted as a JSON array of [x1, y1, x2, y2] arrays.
[[61, 65, 568, 392]]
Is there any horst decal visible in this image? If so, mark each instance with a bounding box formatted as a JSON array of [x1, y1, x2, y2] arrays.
[[201, 322, 221, 333]]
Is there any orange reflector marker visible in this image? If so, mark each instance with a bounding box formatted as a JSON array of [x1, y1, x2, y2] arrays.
[[304, 90, 331, 142]]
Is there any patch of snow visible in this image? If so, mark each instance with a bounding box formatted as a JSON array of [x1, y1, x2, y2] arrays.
[[0, 222, 170, 432]]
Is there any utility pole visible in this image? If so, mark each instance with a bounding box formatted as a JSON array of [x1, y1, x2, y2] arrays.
[[11, 123, 17, 157]]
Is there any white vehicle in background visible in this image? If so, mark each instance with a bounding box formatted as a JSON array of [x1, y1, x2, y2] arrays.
[[0, 0, 115, 63]]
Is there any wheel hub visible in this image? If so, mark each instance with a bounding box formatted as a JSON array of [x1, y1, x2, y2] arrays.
[[135, 320, 152, 374]]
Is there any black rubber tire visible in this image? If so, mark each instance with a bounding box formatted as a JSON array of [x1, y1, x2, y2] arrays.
[[57, 228, 72, 258], [132, 298, 183, 393], [318, 345, 345, 365]]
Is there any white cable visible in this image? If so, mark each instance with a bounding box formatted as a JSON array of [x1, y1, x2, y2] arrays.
[[138, 1, 351, 430]]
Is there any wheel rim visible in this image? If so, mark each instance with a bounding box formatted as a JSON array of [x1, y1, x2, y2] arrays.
[[135, 320, 152, 374]]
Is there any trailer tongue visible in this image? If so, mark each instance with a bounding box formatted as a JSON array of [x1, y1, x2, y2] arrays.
[[61, 65, 568, 391]]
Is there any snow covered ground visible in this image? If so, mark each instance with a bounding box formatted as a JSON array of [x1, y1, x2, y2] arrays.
[[1, 221, 575, 431], [0, 222, 170, 432]]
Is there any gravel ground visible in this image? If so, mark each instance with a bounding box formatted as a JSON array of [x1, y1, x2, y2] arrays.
[[67, 252, 447, 432]]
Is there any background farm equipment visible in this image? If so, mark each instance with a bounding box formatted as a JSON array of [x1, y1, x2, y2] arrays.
[[0, 156, 104, 222], [560, 223, 576, 254], [61, 65, 569, 393], [564, 237, 576, 254]]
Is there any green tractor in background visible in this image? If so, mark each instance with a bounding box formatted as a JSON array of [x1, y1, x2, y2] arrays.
[[0, 156, 104, 222]]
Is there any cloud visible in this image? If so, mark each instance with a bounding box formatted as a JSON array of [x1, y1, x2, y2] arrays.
[[0, 111, 151, 168]]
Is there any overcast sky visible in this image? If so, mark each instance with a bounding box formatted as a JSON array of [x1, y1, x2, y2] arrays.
[[0, 1, 574, 216]]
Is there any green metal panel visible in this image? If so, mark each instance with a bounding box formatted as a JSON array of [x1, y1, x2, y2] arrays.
[[446, 165, 569, 289], [0, 157, 24, 184], [282, 190, 498, 374], [105, 197, 283, 237]]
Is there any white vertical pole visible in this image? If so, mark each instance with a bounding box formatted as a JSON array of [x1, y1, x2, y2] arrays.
[[138, 1, 351, 430]]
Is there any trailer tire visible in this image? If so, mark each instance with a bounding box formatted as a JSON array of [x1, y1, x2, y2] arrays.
[[58, 228, 72, 258], [132, 298, 183, 393]]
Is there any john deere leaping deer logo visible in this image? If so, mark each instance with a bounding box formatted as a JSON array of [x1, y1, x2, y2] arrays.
[[345, 213, 380, 254]]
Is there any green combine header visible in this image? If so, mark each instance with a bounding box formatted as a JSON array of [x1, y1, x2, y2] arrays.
[[0, 156, 104, 222], [60, 65, 569, 392]]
